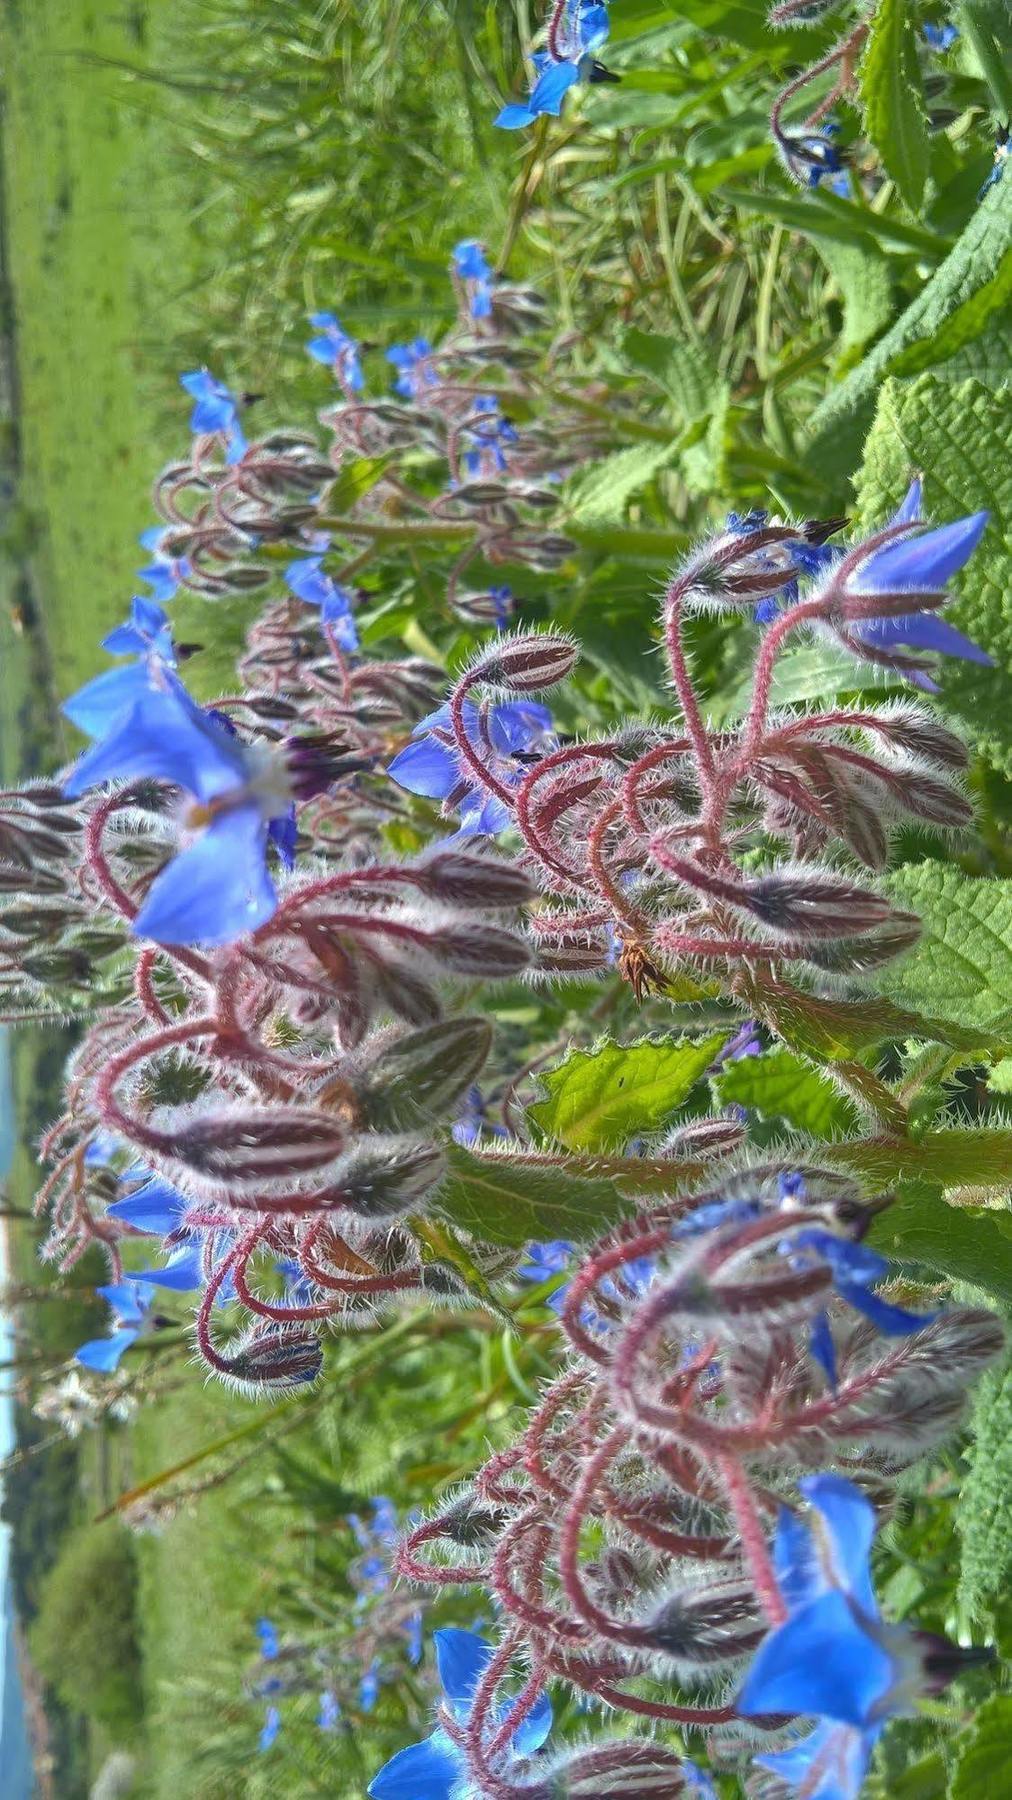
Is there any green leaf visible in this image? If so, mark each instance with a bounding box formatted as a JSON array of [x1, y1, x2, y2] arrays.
[[325, 453, 395, 514], [411, 1217, 514, 1324], [735, 969, 994, 1056], [868, 1179, 1012, 1304], [859, 0, 930, 211], [714, 1048, 859, 1137], [806, 175, 1012, 474], [621, 329, 718, 423], [435, 1143, 626, 1248], [987, 1057, 1012, 1095], [530, 1033, 727, 1152], [948, 1694, 1012, 1800], [853, 377, 1012, 775], [831, 1129, 1012, 1191], [564, 440, 678, 525], [869, 863, 1012, 1035], [957, 1363, 1012, 1629]]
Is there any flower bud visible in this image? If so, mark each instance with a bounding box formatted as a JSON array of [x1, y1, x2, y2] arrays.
[[227, 1324, 323, 1393], [442, 1491, 510, 1546], [660, 1118, 746, 1160], [468, 632, 578, 693], [335, 1139, 445, 1218], [416, 921, 531, 978], [800, 912, 921, 973], [646, 1582, 764, 1667], [173, 1110, 348, 1185], [737, 872, 894, 940], [0, 863, 67, 895], [545, 1741, 697, 1798], [358, 1017, 492, 1132], [416, 850, 535, 909]]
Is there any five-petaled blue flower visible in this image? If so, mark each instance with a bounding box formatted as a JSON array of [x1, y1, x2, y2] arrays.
[[453, 240, 495, 320], [63, 597, 176, 741], [496, 4, 613, 129], [923, 21, 958, 49], [368, 1627, 552, 1800], [306, 311, 364, 391], [137, 525, 192, 602], [180, 369, 247, 464], [64, 670, 297, 945], [387, 339, 438, 401], [461, 396, 518, 479], [844, 477, 992, 689], [75, 1281, 153, 1373], [779, 123, 848, 192], [285, 554, 359, 650], [388, 699, 553, 838], [738, 1475, 923, 1799]]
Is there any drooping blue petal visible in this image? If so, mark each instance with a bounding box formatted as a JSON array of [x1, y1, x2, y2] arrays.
[[84, 1131, 121, 1166], [75, 1327, 140, 1372], [889, 478, 923, 528], [800, 1475, 879, 1616], [435, 1627, 493, 1711], [64, 682, 249, 803], [268, 807, 298, 872], [737, 1590, 894, 1726], [449, 788, 513, 839], [854, 611, 994, 665], [133, 1247, 205, 1291], [495, 102, 539, 129], [857, 511, 989, 593], [139, 526, 166, 553], [836, 1280, 938, 1338], [528, 59, 581, 116], [108, 1177, 188, 1235], [258, 1706, 281, 1752], [509, 1688, 553, 1756], [756, 1720, 879, 1800], [578, 4, 611, 51], [388, 733, 460, 800], [368, 1730, 461, 1800], [773, 1506, 823, 1610], [62, 665, 155, 740], [809, 1309, 839, 1389], [97, 1282, 151, 1326], [487, 700, 552, 755], [133, 804, 276, 946]]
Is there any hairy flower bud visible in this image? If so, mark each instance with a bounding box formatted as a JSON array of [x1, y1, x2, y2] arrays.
[[358, 1017, 493, 1132], [416, 850, 536, 909], [415, 921, 531, 977], [227, 1324, 323, 1393], [646, 1582, 764, 1667], [171, 1109, 348, 1185], [334, 1138, 445, 1218], [468, 632, 578, 693], [545, 1741, 699, 1798]]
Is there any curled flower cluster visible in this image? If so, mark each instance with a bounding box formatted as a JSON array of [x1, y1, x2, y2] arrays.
[[394, 1167, 1004, 1798]]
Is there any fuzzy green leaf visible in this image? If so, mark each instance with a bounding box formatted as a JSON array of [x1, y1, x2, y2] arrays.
[[859, 0, 930, 211], [957, 1364, 1012, 1630], [869, 864, 1012, 1034], [735, 969, 994, 1056], [435, 1143, 626, 1248], [854, 376, 1012, 774], [831, 1129, 1012, 1191], [868, 1179, 1012, 1303], [564, 441, 678, 525], [805, 174, 1012, 474], [714, 1048, 859, 1137], [949, 1694, 1012, 1800], [530, 1034, 726, 1152]]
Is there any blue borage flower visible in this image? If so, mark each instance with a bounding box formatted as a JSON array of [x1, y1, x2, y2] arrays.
[[137, 526, 192, 602], [387, 338, 438, 401], [64, 669, 311, 945], [388, 698, 554, 839], [496, 3, 615, 130], [738, 1475, 927, 1799], [368, 1627, 552, 1800], [255, 1618, 280, 1661], [318, 1689, 341, 1731], [923, 20, 958, 49], [62, 597, 176, 741], [258, 1705, 281, 1753], [453, 240, 495, 321], [461, 396, 518, 480], [75, 1281, 152, 1373], [180, 369, 247, 465], [777, 121, 849, 193], [306, 311, 364, 391], [284, 553, 359, 650]]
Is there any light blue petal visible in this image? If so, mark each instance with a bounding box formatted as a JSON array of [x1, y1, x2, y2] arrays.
[[488, 700, 552, 755], [773, 1506, 823, 1609], [62, 665, 151, 740], [855, 611, 994, 665], [528, 60, 581, 117], [139, 526, 166, 552], [180, 370, 214, 400], [737, 1592, 893, 1726], [368, 1731, 461, 1800], [435, 1627, 492, 1709], [108, 1178, 188, 1235], [133, 805, 276, 946], [889, 478, 923, 527], [97, 1281, 151, 1325], [75, 1327, 139, 1372], [858, 511, 989, 592], [578, 4, 611, 51], [64, 682, 248, 803], [757, 1720, 878, 1800], [387, 734, 460, 800], [836, 1282, 935, 1340], [133, 1247, 205, 1291], [495, 103, 538, 129]]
